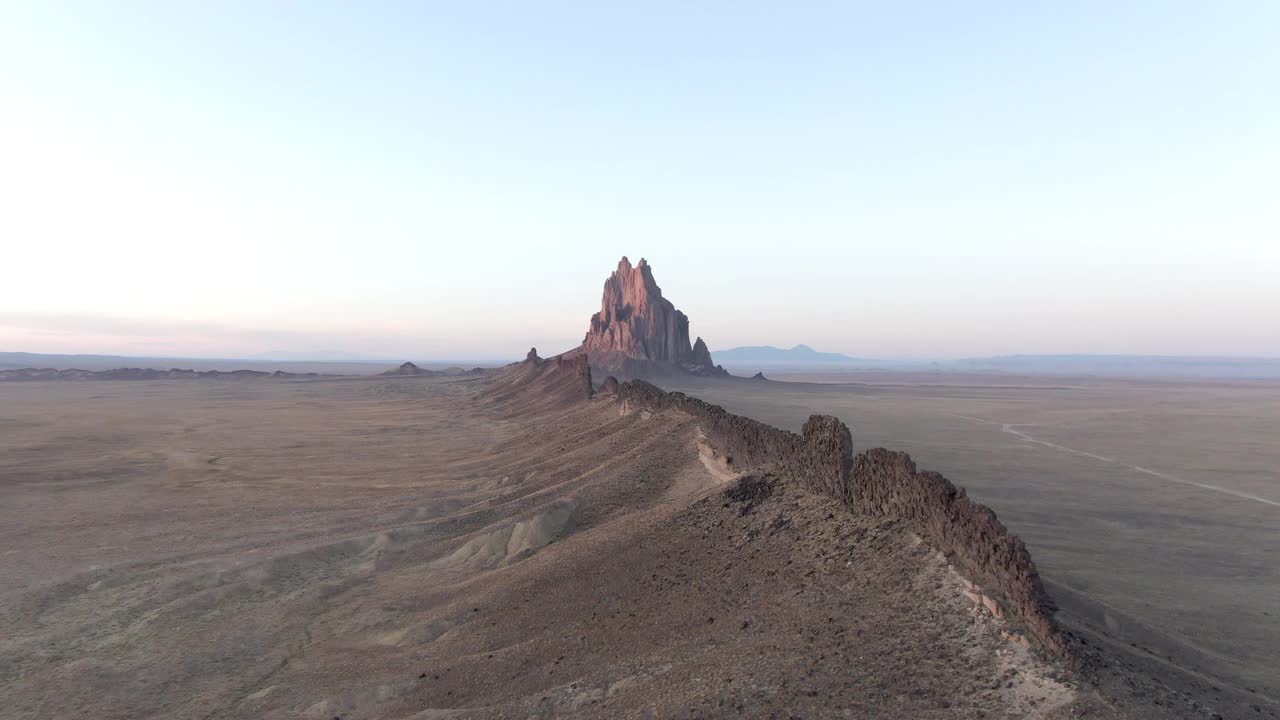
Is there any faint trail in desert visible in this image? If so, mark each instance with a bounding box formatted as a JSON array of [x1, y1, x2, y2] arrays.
[[1125, 464, 1280, 508], [997, 422, 1116, 464], [949, 413, 1280, 509]]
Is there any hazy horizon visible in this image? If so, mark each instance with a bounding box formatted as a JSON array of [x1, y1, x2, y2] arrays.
[[6, 348, 1280, 370], [3, 3, 1277, 360]]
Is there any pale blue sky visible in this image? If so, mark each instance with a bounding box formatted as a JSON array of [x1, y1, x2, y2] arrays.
[[2, 2, 1277, 360]]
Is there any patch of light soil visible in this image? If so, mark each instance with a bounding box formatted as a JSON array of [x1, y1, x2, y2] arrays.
[[915, 535, 1077, 718]]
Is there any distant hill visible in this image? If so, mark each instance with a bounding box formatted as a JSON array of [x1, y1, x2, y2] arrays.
[[711, 344, 867, 366], [0, 367, 327, 382], [0, 352, 386, 375], [0, 352, 505, 377]]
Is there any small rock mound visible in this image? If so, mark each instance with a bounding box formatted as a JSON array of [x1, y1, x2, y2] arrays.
[[381, 362, 441, 377], [599, 376, 621, 395], [723, 474, 776, 515]]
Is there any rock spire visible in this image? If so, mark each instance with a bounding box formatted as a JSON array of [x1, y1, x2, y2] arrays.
[[575, 257, 727, 378]]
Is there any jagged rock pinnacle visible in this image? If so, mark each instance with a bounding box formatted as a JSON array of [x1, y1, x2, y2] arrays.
[[576, 257, 727, 378]]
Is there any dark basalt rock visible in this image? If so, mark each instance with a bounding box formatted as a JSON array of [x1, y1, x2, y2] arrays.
[[607, 378, 1071, 660], [723, 474, 776, 515], [599, 375, 621, 395]]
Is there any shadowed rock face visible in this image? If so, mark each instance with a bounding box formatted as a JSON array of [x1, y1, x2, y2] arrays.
[[577, 257, 727, 379]]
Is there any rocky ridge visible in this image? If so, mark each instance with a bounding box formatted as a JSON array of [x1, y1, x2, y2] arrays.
[[597, 376, 1070, 659], [484, 348, 1069, 658]]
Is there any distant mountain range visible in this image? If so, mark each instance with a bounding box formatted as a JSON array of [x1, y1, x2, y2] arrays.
[[711, 344, 868, 366], [6, 350, 1279, 380], [0, 352, 501, 376], [709, 347, 1280, 379], [0, 367, 328, 382]]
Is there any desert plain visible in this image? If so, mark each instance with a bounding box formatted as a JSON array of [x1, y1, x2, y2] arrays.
[[1, 369, 1276, 719]]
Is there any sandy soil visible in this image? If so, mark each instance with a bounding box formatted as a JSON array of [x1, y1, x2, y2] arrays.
[[0, 375, 1264, 718]]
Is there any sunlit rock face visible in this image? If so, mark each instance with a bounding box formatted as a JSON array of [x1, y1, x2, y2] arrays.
[[576, 257, 727, 379]]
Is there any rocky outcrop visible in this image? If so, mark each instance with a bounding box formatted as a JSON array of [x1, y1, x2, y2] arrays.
[[381, 362, 443, 377], [440, 366, 489, 376], [575, 257, 728, 379], [478, 348, 593, 412], [598, 377, 1071, 660], [383, 362, 491, 378], [0, 367, 324, 381], [691, 337, 714, 369]]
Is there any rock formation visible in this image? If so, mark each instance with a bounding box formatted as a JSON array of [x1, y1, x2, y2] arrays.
[[601, 377, 1071, 659], [479, 346, 593, 410], [381, 361, 442, 377], [574, 257, 728, 379]]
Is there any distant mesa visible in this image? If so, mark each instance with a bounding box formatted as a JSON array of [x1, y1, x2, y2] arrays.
[[711, 344, 865, 366], [570, 256, 728, 379]]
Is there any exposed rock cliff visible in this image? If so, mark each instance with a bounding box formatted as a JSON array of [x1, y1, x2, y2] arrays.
[[576, 257, 728, 379]]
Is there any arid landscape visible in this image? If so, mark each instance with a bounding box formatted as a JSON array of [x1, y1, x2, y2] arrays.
[[6, 4, 1277, 717], [2, 364, 1266, 720], [2, 257, 1276, 719], [0, 371, 1064, 720]]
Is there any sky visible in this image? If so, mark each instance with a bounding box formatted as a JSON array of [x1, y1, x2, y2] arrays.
[[1, 2, 1277, 361]]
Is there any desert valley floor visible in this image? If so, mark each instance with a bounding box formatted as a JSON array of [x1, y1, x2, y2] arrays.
[[1, 371, 1277, 719]]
